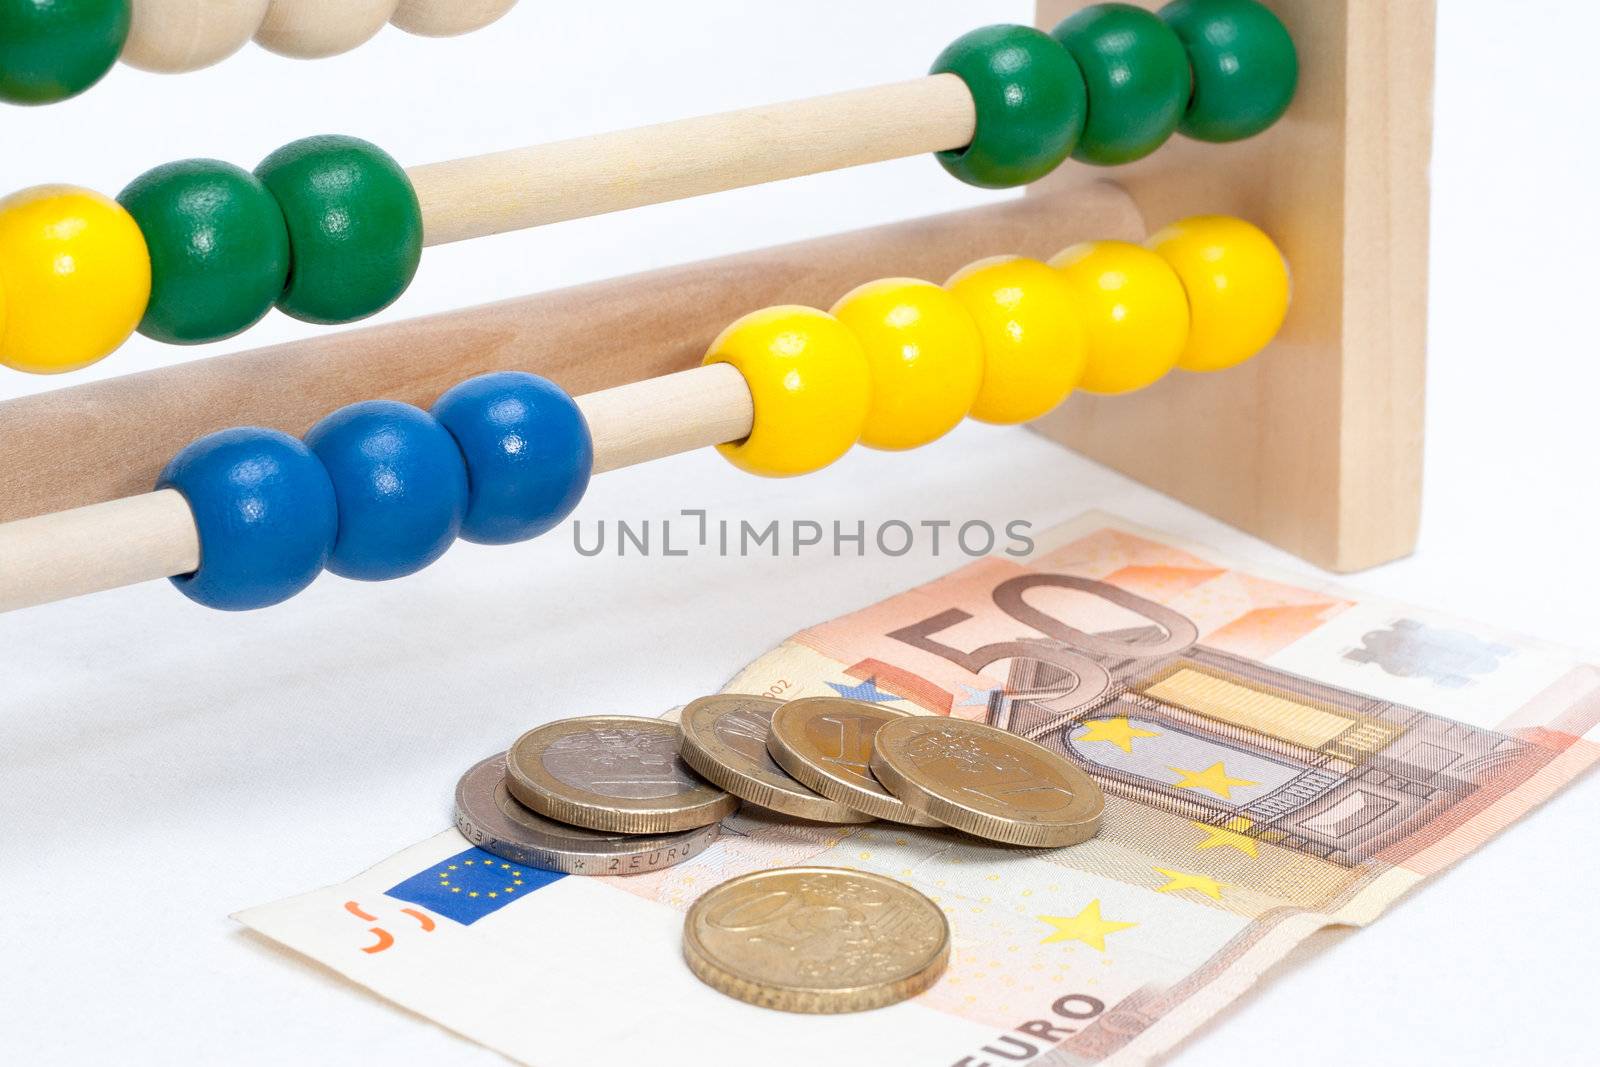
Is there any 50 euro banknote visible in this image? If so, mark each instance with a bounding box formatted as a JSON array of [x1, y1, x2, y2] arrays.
[[238, 513, 1600, 1066]]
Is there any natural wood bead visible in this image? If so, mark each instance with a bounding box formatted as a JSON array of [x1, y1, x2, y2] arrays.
[[254, 0, 398, 59], [390, 0, 516, 38], [122, 0, 270, 73]]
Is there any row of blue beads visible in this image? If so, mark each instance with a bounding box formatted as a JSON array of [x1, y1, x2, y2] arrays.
[[157, 372, 593, 611]]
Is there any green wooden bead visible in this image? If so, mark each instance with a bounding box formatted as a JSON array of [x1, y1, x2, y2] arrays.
[[119, 160, 291, 345], [931, 24, 1086, 190], [255, 135, 423, 326], [1161, 0, 1297, 142], [0, 0, 129, 105], [1051, 3, 1191, 166]]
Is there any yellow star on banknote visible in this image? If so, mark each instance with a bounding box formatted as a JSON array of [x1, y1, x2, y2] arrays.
[[1152, 868, 1226, 900], [1192, 817, 1259, 857], [1075, 717, 1161, 753], [1170, 761, 1258, 799], [1037, 900, 1136, 952]]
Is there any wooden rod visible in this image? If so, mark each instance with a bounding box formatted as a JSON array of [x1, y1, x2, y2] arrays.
[[585, 364, 752, 475], [408, 75, 977, 246], [0, 364, 754, 613], [0, 490, 200, 613], [0, 182, 1144, 526]]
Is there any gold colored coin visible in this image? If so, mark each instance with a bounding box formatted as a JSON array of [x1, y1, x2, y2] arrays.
[[683, 866, 950, 1014], [869, 717, 1103, 847], [454, 754, 720, 877], [766, 697, 941, 826], [679, 695, 874, 825], [506, 716, 738, 834]]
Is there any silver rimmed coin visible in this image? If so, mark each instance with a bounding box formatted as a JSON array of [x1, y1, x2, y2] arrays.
[[679, 695, 874, 825], [683, 866, 950, 1014], [455, 755, 720, 876], [869, 716, 1103, 847], [506, 715, 739, 834], [766, 697, 940, 827]]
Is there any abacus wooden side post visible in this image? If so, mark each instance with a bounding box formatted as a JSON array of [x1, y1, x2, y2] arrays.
[[1032, 0, 1434, 573], [0, 183, 1143, 525]]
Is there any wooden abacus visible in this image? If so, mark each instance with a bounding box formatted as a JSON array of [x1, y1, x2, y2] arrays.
[[0, 0, 1434, 618]]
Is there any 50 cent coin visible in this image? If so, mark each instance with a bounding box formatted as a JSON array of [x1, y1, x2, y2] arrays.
[[683, 866, 950, 1014]]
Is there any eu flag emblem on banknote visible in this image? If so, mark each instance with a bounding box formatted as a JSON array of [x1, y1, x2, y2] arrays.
[[385, 847, 563, 925]]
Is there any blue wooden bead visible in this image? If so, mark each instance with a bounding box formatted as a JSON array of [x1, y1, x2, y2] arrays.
[[304, 400, 468, 582], [157, 427, 337, 611], [431, 372, 592, 545]]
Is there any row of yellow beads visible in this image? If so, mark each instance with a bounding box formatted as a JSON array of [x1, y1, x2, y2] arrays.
[[703, 215, 1290, 477]]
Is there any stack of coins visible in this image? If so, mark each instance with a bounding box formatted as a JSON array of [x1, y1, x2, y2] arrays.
[[454, 715, 732, 877], [453, 697, 1105, 1014], [455, 695, 1105, 878], [702, 693, 1103, 846]]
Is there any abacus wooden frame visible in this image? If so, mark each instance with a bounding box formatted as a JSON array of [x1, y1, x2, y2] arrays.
[[0, 0, 1432, 580], [1031, 0, 1433, 572]]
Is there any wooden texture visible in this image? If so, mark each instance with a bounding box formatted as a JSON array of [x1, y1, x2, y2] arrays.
[[0, 183, 1143, 525], [584, 364, 752, 475], [0, 365, 753, 613], [390, 0, 518, 38], [408, 75, 976, 246], [1032, 0, 1433, 572], [254, 0, 398, 59], [0, 489, 200, 613], [121, 0, 271, 74]]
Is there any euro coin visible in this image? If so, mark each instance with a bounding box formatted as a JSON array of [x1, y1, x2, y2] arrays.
[[766, 697, 941, 826], [869, 717, 1103, 847], [455, 755, 720, 876], [506, 716, 739, 834], [679, 695, 873, 824], [683, 866, 950, 1013]]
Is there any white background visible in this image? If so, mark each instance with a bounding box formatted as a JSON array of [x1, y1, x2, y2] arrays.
[[2, 2, 1597, 1064]]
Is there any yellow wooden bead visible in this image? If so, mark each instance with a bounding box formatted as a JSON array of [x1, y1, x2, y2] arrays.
[[0, 186, 151, 375], [1146, 215, 1291, 373], [830, 278, 983, 451], [944, 256, 1086, 425], [703, 305, 871, 477], [1049, 240, 1189, 395]]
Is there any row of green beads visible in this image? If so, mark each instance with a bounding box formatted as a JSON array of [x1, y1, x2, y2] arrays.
[[0, 0, 128, 106], [118, 136, 424, 345], [933, 0, 1297, 188]]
